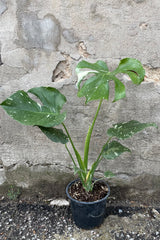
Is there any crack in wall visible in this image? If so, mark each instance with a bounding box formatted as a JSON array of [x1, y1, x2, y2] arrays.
[[52, 53, 72, 82], [3, 160, 74, 173], [0, 55, 3, 65], [5, 163, 17, 170], [0, 159, 4, 169], [52, 41, 91, 82], [144, 66, 160, 84], [78, 41, 90, 58], [134, 0, 146, 3], [25, 161, 74, 172]]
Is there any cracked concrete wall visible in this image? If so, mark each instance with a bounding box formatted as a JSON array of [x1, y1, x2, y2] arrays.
[[0, 0, 160, 199]]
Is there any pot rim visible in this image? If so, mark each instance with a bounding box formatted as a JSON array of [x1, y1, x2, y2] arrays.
[[66, 178, 110, 205]]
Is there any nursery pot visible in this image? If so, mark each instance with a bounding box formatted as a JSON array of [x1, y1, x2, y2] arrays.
[[66, 179, 110, 229]]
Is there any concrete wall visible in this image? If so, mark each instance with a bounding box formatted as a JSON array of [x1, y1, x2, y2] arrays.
[[0, 0, 160, 201]]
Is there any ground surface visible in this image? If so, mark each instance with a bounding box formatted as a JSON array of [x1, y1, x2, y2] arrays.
[[0, 196, 160, 240]]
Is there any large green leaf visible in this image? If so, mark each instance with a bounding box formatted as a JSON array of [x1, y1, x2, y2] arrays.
[[76, 58, 145, 103], [112, 76, 126, 102], [76, 60, 110, 103], [113, 58, 145, 84], [0, 87, 66, 127], [107, 120, 157, 139], [102, 141, 131, 159], [76, 60, 109, 89], [39, 126, 68, 144], [28, 87, 66, 113], [76, 60, 109, 73], [77, 74, 109, 103]]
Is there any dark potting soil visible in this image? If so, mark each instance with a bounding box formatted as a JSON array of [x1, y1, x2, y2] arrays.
[[69, 180, 109, 202]]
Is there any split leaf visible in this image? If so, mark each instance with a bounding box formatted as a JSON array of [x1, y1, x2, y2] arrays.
[[76, 58, 145, 103], [113, 58, 145, 84], [0, 87, 66, 127]]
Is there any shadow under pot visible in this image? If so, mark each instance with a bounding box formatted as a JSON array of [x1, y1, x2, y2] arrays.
[[66, 179, 110, 229]]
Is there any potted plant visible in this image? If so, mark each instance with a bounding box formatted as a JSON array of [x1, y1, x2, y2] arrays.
[[0, 58, 157, 229]]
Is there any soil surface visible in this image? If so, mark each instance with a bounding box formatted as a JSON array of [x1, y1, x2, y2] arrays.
[[0, 195, 160, 240], [68, 181, 108, 202]]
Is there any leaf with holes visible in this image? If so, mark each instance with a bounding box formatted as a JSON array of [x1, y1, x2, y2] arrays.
[[76, 58, 145, 103], [77, 74, 110, 103], [76, 60, 109, 89], [0, 87, 66, 127], [112, 76, 126, 102], [76, 60, 110, 103], [113, 58, 145, 84]]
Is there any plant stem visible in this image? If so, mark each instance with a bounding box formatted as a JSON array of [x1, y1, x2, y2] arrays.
[[83, 99, 103, 170], [96, 136, 113, 163], [65, 144, 77, 167], [86, 136, 113, 182], [62, 123, 85, 174]]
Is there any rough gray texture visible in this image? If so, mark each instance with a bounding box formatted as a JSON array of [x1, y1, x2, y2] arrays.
[[134, 0, 146, 3], [0, 0, 160, 198], [62, 28, 79, 43], [0, 0, 7, 15], [17, 12, 61, 50]]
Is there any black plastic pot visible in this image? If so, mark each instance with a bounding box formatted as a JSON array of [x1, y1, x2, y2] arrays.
[[66, 179, 110, 229]]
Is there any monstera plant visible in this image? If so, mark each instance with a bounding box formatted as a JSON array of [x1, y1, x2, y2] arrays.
[[0, 58, 157, 228]]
